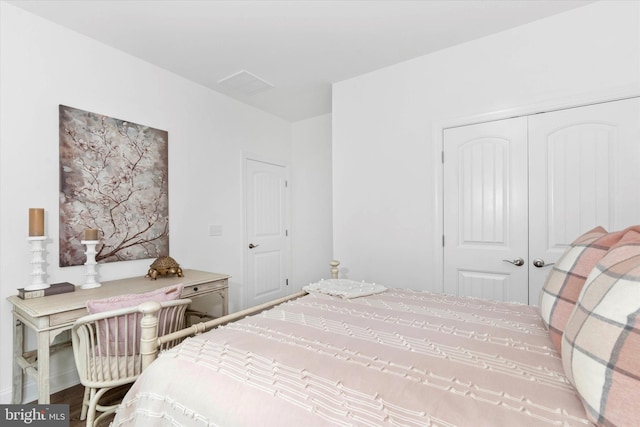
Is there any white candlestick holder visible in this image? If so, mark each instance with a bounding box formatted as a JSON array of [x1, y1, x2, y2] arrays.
[[81, 239, 101, 289], [26, 236, 50, 291]]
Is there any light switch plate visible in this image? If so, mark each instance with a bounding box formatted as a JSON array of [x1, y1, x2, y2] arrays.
[[208, 224, 222, 236]]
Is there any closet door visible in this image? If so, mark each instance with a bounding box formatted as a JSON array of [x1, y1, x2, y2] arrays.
[[443, 117, 529, 303], [444, 97, 640, 305], [528, 97, 640, 303]]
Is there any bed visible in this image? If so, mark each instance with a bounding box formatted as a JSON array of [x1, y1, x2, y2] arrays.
[[112, 226, 640, 426]]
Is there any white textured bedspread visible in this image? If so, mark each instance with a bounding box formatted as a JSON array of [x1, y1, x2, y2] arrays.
[[112, 290, 590, 426]]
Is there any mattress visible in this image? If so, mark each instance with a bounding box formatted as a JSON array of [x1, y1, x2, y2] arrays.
[[112, 289, 590, 426]]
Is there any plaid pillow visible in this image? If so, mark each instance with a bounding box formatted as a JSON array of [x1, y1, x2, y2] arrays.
[[539, 226, 609, 352], [561, 229, 640, 426]]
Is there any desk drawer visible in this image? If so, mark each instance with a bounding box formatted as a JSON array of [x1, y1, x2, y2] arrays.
[[50, 308, 88, 326], [182, 280, 227, 298]]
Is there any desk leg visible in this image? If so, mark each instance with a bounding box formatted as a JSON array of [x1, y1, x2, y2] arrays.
[[222, 289, 228, 316], [37, 330, 51, 404], [12, 316, 24, 404]]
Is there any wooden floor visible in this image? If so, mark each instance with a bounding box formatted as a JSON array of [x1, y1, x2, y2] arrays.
[[30, 383, 131, 427]]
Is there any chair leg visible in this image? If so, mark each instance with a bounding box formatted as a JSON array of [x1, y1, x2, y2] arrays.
[[85, 388, 97, 427], [80, 386, 91, 421], [86, 387, 114, 427]]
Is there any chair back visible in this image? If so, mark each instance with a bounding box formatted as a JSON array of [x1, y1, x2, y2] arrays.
[[72, 298, 191, 388]]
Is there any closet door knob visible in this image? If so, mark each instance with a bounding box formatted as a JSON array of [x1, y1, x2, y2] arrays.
[[248, 243, 260, 249], [533, 258, 554, 268], [502, 257, 524, 266]]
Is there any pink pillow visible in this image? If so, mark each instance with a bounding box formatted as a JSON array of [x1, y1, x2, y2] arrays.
[[87, 284, 182, 313], [86, 284, 183, 355]]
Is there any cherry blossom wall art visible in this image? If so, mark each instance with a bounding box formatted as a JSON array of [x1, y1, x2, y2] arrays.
[[59, 105, 169, 267]]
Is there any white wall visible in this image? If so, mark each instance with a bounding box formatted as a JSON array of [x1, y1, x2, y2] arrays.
[[291, 114, 333, 289], [0, 3, 331, 403], [333, 1, 640, 289]]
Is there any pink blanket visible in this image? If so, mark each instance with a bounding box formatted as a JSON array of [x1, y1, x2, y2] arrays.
[[113, 290, 590, 426]]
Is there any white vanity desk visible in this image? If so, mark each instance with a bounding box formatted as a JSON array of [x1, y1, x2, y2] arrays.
[[7, 269, 230, 404]]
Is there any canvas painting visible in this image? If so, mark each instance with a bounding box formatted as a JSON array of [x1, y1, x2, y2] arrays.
[[59, 105, 169, 267]]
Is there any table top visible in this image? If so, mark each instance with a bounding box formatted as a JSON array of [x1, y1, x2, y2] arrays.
[[7, 269, 230, 318]]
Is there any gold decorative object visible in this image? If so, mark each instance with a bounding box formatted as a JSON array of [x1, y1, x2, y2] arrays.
[[146, 256, 184, 280]]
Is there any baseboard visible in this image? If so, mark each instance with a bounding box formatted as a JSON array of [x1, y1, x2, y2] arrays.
[[0, 387, 11, 404], [0, 367, 80, 404]]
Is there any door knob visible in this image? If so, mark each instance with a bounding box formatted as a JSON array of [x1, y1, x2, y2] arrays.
[[248, 243, 260, 249], [533, 258, 554, 268], [502, 257, 524, 266]]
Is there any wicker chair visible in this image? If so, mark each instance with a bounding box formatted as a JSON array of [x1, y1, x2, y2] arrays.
[[71, 298, 191, 427]]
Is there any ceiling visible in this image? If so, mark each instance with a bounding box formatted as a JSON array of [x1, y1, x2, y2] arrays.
[[10, 0, 594, 122]]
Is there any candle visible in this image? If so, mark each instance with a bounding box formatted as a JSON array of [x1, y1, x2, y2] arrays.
[[28, 208, 45, 236], [84, 228, 99, 241]]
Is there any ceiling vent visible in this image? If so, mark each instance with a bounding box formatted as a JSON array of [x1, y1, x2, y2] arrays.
[[217, 70, 274, 96]]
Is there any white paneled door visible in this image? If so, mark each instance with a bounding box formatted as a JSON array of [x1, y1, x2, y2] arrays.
[[245, 158, 290, 308], [444, 97, 640, 304], [443, 117, 529, 303], [528, 98, 640, 302]]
